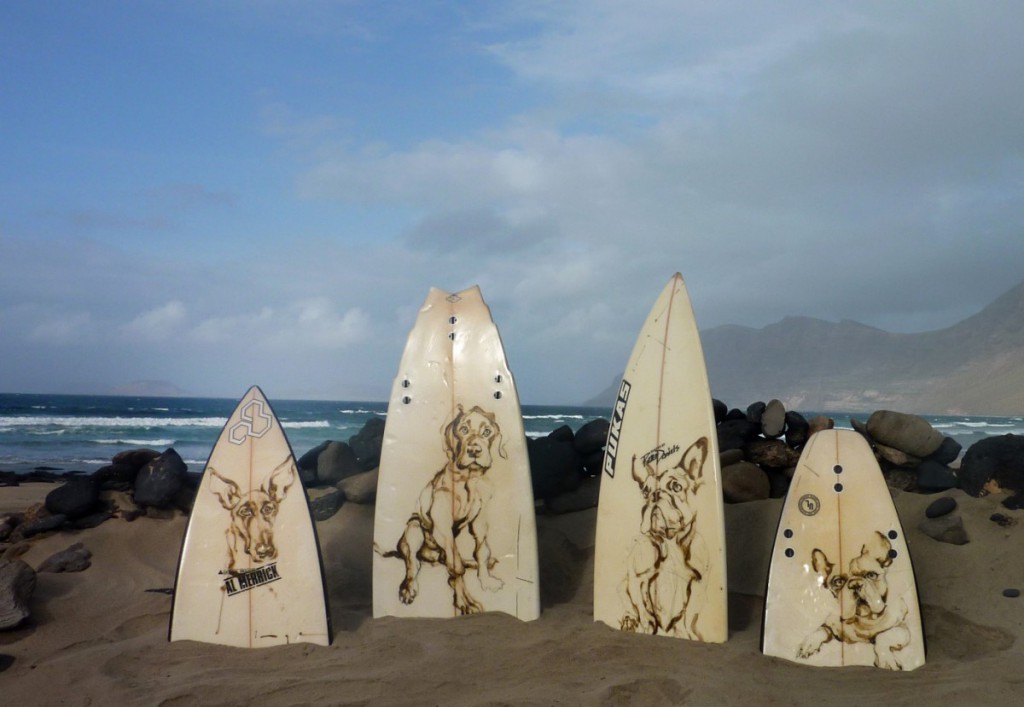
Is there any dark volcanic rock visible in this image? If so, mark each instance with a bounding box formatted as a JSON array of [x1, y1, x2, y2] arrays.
[[545, 476, 600, 514], [722, 461, 770, 503], [528, 437, 584, 500], [926, 437, 963, 466], [18, 514, 67, 538], [744, 438, 800, 469], [133, 448, 187, 508], [581, 450, 605, 477], [93, 463, 140, 491], [316, 441, 361, 486], [349, 417, 386, 471], [717, 419, 761, 453], [808, 416, 835, 437], [37, 543, 92, 573], [309, 490, 344, 521], [765, 468, 791, 499], [0, 559, 36, 630], [548, 425, 575, 444], [925, 496, 957, 519], [573, 418, 609, 456], [337, 468, 378, 505], [712, 399, 728, 424], [45, 477, 99, 519], [784, 411, 810, 448], [746, 401, 766, 424], [959, 434, 1024, 497], [761, 399, 786, 439], [916, 460, 959, 493], [297, 441, 329, 486], [866, 410, 944, 458], [874, 443, 921, 469], [111, 448, 161, 470]]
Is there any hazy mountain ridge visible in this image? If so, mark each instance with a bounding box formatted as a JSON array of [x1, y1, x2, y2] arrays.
[[586, 280, 1024, 415]]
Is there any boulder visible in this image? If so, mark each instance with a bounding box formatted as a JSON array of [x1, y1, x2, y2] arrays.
[[528, 437, 584, 500], [712, 399, 728, 424], [849, 417, 869, 437], [17, 514, 67, 539], [761, 399, 786, 438], [958, 434, 1024, 498], [37, 543, 92, 573], [874, 443, 921, 469], [722, 462, 770, 503], [297, 441, 330, 485], [744, 439, 800, 469], [309, 489, 344, 521], [0, 559, 35, 630], [719, 448, 744, 467], [866, 410, 944, 458], [915, 460, 959, 493], [573, 418, 609, 456], [547, 425, 575, 444], [717, 419, 761, 453], [545, 476, 601, 514], [93, 463, 140, 491], [133, 448, 187, 508], [925, 496, 957, 519], [45, 477, 99, 519], [926, 437, 963, 466], [918, 514, 969, 545], [111, 448, 161, 470], [316, 441, 361, 486], [349, 417, 386, 471], [784, 411, 810, 448], [765, 468, 791, 499], [746, 401, 766, 424], [581, 450, 605, 477], [337, 468, 379, 505], [807, 416, 835, 437]]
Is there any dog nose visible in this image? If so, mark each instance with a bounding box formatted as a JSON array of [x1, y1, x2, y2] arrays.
[[254, 543, 274, 559]]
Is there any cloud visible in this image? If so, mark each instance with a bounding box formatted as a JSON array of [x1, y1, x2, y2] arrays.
[[120, 301, 188, 343], [189, 298, 370, 351]]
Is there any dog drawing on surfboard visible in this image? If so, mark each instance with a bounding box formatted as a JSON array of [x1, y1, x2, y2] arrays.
[[381, 405, 506, 614], [619, 436, 710, 640]]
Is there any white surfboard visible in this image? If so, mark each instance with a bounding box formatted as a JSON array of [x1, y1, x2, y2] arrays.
[[762, 429, 925, 670], [593, 273, 728, 643], [170, 386, 331, 647], [373, 286, 540, 621]]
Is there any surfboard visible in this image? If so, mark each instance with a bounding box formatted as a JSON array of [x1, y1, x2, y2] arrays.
[[169, 386, 331, 647], [762, 429, 925, 670], [593, 273, 728, 643], [372, 286, 540, 621]]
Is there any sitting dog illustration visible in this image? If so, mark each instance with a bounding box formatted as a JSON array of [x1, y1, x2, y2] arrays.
[[797, 531, 911, 670], [208, 457, 296, 573], [620, 436, 709, 639], [382, 405, 505, 614]]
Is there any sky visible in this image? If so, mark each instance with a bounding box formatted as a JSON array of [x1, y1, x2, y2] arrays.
[[2, 1, 1023, 405]]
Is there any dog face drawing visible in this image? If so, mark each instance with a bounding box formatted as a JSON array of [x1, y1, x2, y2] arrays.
[[620, 436, 709, 639], [797, 531, 912, 670], [382, 404, 507, 615], [209, 458, 295, 573]]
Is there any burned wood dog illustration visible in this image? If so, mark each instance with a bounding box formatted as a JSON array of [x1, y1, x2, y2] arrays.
[[382, 405, 506, 614], [208, 457, 296, 573], [797, 531, 912, 670], [620, 436, 709, 639]]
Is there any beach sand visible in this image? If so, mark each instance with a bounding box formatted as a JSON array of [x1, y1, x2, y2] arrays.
[[2, 483, 1021, 705]]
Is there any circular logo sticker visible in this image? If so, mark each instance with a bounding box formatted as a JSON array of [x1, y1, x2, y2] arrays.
[[798, 493, 821, 516]]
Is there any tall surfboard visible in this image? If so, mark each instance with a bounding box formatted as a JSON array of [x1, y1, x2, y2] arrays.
[[170, 386, 331, 647], [373, 286, 540, 621], [762, 429, 925, 670], [594, 273, 728, 643]]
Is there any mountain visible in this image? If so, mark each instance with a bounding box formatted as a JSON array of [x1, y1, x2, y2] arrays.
[[585, 280, 1024, 415]]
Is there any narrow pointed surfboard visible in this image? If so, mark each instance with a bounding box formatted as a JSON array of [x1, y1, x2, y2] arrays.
[[762, 429, 925, 670], [594, 273, 728, 643], [373, 286, 540, 620], [169, 386, 331, 647]]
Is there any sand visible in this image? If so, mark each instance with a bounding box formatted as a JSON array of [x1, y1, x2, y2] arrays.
[[2, 482, 1021, 706]]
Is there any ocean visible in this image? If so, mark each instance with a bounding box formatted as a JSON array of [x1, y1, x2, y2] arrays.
[[1, 392, 1021, 475]]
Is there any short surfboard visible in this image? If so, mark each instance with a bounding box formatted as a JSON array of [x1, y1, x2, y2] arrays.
[[169, 386, 331, 647], [762, 429, 925, 670], [373, 286, 540, 621], [593, 273, 728, 643]]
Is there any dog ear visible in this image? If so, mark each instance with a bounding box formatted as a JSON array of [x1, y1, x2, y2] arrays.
[[811, 548, 833, 581], [865, 531, 894, 568], [266, 458, 296, 504], [443, 405, 465, 455], [208, 468, 241, 510], [681, 437, 709, 480]]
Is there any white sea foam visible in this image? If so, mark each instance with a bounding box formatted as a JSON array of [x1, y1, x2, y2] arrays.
[[281, 421, 331, 428], [94, 439, 176, 447], [522, 414, 584, 420], [0, 415, 228, 428]]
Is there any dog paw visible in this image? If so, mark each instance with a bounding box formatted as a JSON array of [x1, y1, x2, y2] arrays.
[[456, 595, 485, 615], [620, 615, 640, 632], [875, 652, 902, 671], [796, 640, 821, 659], [399, 579, 418, 604], [479, 573, 504, 593]]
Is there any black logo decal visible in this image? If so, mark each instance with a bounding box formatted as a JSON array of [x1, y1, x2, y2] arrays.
[[603, 379, 632, 478], [223, 563, 281, 596]]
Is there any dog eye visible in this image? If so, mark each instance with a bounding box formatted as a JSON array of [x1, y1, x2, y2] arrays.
[[864, 571, 878, 580], [459, 425, 470, 435], [261, 503, 275, 516], [481, 427, 492, 437], [668, 481, 683, 493], [830, 577, 846, 590], [238, 506, 253, 517]]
